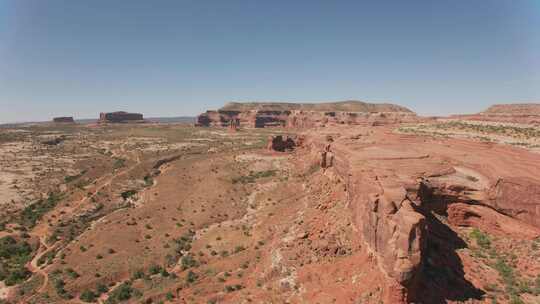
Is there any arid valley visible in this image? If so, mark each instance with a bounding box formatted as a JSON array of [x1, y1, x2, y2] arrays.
[[0, 101, 540, 304]]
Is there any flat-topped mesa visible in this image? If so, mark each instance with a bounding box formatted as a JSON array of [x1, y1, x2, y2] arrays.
[[99, 111, 144, 123], [196, 100, 418, 128], [52, 116, 75, 123], [454, 103, 540, 125], [483, 103, 540, 115]]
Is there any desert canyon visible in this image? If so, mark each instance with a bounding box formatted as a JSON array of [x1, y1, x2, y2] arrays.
[[1, 101, 540, 304]]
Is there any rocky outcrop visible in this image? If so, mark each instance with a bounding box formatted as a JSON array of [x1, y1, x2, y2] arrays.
[[228, 119, 239, 132], [99, 111, 144, 123], [267, 135, 297, 152], [301, 125, 540, 303], [196, 101, 419, 128], [52, 117, 75, 123]]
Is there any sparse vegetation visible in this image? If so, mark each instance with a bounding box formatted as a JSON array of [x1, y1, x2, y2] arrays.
[[105, 282, 138, 304], [470, 228, 491, 249], [0, 236, 33, 286], [232, 170, 277, 184], [80, 290, 97, 302], [181, 254, 199, 270], [120, 190, 137, 200], [113, 158, 126, 170], [19, 192, 62, 228], [186, 270, 198, 284], [224, 284, 244, 293]]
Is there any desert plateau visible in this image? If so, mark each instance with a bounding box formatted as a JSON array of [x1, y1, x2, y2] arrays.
[[0, 101, 538, 304]]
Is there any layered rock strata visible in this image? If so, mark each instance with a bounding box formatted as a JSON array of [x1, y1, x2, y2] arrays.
[[196, 101, 419, 128]]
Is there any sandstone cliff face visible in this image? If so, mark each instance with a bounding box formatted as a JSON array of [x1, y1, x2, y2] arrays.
[[196, 101, 419, 128], [301, 125, 540, 303]]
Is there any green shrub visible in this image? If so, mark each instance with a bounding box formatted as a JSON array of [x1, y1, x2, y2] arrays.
[[132, 269, 145, 280], [120, 190, 137, 200], [470, 228, 491, 249], [65, 267, 80, 279], [234, 246, 245, 254], [54, 278, 69, 297], [80, 290, 97, 302], [181, 254, 198, 270], [160, 268, 169, 277], [224, 284, 243, 293], [4, 268, 31, 286], [186, 271, 198, 284], [0, 236, 33, 286], [149, 264, 163, 275], [105, 282, 136, 304], [19, 192, 62, 228], [113, 158, 126, 170], [96, 283, 109, 294]]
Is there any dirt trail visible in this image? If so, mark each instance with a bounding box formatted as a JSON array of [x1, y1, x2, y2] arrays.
[[27, 235, 53, 293], [24, 148, 144, 296]]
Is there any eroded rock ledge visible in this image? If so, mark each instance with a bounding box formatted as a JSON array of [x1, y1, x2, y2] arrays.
[[300, 125, 540, 303]]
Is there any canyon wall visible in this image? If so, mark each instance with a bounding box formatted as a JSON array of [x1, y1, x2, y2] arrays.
[[301, 125, 540, 303]]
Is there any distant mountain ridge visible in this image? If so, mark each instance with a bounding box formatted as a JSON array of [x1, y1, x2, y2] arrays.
[[220, 100, 414, 113]]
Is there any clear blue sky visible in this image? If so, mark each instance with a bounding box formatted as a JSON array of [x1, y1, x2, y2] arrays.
[[0, 0, 539, 123]]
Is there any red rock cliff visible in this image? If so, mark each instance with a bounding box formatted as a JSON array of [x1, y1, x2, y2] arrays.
[[301, 125, 540, 303]]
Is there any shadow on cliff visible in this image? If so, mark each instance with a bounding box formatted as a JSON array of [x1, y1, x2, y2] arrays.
[[410, 212, 485, 303]]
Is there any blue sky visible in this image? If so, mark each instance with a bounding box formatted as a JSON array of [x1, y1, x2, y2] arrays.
[[0, 0, 539, 123]]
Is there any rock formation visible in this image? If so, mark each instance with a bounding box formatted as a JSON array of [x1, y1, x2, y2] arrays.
[[99, 111, 144, 123], [196, 101, 419, 128], [228, 118, 239, 132], [453, 103, 540, 125], [52, 117, 75, 123], [267, 135, 297, 152], [301, 124, 540, 303]]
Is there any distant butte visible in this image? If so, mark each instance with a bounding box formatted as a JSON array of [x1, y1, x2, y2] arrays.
[[196, 100, 419, 128], [99, 111, 144, 123], [52, 116, 75, 123]]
